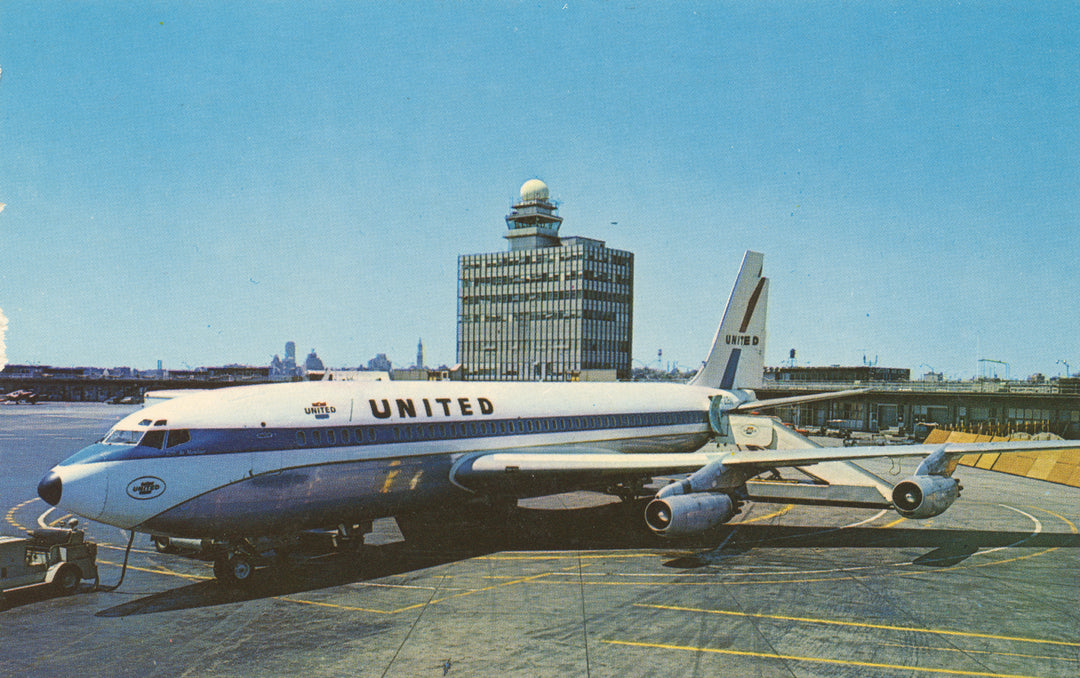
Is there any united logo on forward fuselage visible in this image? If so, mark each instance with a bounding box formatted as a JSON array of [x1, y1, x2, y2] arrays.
[[305, 402, 336, 419], [126, 476, 166, 500]]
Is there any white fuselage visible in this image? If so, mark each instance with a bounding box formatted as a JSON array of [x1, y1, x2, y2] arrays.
[[42, 380, 724, 539]]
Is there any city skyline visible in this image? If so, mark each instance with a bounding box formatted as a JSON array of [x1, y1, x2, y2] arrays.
[[1, 4, 1078, 379]]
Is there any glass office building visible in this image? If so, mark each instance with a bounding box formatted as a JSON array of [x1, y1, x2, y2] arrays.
[[457, 180, 634, 381]]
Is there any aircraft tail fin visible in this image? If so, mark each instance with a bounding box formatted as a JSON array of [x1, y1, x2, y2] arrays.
[[688, 251, 768, 390]]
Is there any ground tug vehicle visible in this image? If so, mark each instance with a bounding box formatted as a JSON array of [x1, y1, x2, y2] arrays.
[[0, 522, 97, 607]]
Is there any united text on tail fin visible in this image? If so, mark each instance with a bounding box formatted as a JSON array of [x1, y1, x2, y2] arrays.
[[688, 250, 768, 390]]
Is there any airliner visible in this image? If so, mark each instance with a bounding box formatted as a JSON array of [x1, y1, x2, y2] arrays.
[[37, 251, 1080, 584]]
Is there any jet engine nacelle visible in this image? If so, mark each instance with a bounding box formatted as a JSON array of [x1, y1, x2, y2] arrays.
[[644, 492, 737, 537], [891, 475, 959, 519]]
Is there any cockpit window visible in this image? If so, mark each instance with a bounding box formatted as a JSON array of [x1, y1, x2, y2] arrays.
[[140, 430, 167, 449], [166, 429, 190, 447], [104, 429, 144, 445]]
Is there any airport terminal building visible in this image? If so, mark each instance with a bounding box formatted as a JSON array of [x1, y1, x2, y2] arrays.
[[457, 180, 634, 381]]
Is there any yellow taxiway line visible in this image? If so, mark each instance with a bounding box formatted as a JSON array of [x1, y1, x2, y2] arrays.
[[602, 639, 1048, 678], [634, 603, 1080, 648]]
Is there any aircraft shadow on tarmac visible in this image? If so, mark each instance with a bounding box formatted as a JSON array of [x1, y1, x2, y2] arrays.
[[94, 499, 1080, 617]]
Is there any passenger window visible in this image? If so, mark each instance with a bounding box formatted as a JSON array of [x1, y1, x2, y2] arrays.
[[342, 428, 350, 443], [296, 431, 306, 446], [327, 430, 336, 444], [140, 430, 167, 449], [312, 430, 321, 445], [367, 428, 376, 442], [166, 429, 190, 447]]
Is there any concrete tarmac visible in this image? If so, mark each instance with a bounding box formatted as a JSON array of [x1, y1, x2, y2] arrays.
[[2, 403, 1078, 678]]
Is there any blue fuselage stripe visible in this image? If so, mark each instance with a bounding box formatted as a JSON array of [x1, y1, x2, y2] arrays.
[[62, 409, 711, 464]]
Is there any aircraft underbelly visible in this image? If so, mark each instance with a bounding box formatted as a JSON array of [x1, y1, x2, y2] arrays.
[[138, 453, 463, 539]]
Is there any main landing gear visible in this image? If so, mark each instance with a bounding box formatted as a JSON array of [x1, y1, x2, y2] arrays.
[[207, 522, 374, 586], [213, 553, 255, 585]]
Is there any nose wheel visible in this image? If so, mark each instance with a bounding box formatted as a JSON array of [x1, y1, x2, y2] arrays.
[[213, 554, 255, 585]]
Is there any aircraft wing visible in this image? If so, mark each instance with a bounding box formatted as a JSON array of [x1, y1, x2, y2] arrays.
[[450, 446, 716, 495], [450, 439, 1080, 497], [718, 439, 1080, 468]]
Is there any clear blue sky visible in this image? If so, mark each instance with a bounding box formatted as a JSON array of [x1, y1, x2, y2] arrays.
[[1, 2, 1077, 379]]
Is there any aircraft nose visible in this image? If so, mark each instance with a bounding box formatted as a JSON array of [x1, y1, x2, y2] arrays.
[[38, 471, 62, 506]]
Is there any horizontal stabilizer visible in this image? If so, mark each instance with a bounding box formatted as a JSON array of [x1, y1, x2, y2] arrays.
[[731, 388, 870, 412]]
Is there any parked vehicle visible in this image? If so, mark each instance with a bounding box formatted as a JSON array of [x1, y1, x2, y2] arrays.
[[0, 523, 97, 607]]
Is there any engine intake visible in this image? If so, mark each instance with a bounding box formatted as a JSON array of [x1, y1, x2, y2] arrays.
[[891, 475, 959, 519], [645, 492, 736, 537]]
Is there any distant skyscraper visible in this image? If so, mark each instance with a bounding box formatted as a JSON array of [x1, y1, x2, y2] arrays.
[[270, 341, 301, 380], [304, 349, 324, 372], [457, 179, 634, 381], [368, 353, 392, 372], [416, 338, 425, 369]]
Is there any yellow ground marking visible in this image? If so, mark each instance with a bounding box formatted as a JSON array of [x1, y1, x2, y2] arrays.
[[280, 571, 557, 615], [734, 504, 794, 524], [633, 604, 1080, 648], [281, 562, 591, 615], [874, 640, 1077, 665], [1029, 506, 1078, 534], [877, 516, 907, 529], [5, 498, 39, 532], [275, 597, 402, 614], [925, 507, 1076, 574], [602, 640, 1045, 678], [477, 552, 655, 561], [97, 559, 211, 581]]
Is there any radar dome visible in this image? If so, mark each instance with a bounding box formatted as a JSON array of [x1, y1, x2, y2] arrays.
[[520, 179, 549, 202]]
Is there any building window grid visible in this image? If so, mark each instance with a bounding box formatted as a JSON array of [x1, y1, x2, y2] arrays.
[[458, 246, 631, 380]]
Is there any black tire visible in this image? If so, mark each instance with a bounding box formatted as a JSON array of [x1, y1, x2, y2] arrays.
[[214, 554, 254, 585], [54, 564, 81, 595]]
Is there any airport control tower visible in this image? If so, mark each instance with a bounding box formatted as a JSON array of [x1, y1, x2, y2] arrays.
[[457, 179, 634, 381], [503, 178, 564, 250]]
